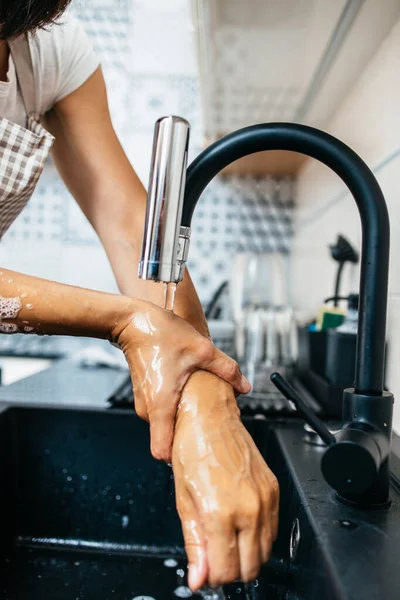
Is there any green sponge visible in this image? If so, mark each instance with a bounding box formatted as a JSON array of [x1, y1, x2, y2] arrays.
[[317, 307, 345, 331]]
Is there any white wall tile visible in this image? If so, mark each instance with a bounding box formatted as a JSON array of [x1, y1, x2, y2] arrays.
[[326, 18, 400, 168], [293, 14, 400, 431], [293, 189, 361, 319], [129, 0, 197, 76]]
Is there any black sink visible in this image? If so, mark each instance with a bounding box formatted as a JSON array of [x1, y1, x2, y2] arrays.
[[0, 397, 399, 599], [0, 405, 292, 599]]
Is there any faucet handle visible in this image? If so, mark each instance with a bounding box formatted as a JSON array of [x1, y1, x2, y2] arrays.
[[271, 372, 393, 503], [270, 372, 336, 446]]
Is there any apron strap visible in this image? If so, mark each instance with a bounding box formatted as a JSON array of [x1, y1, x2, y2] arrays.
[[9, 34, 37, 117]]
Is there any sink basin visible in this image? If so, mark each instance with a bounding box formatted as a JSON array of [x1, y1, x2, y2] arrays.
[[0, 405, 291, 599], [0, 401, 399, 599]]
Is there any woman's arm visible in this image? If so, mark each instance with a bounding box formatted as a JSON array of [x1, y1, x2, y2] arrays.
[[43, 67, 279, 587], [173, 373, 279, 590], [0, 267, 248, 457], [44, 67, 208, 337]]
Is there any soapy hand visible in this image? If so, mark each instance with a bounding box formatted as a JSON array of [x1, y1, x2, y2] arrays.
[[172, 372, 279, 590], [112, 300, 251, 462]]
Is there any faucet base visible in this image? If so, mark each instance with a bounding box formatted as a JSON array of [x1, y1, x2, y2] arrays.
[[321, 389, 394, 507], [335, 491, 391, 510], [333, 453, 392, 508]]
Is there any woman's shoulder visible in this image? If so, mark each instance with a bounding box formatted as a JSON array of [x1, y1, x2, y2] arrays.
[[29, 12, 100, 114]]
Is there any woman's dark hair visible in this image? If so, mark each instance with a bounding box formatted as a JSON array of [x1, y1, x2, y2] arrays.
[[0, 0, 72, 40]]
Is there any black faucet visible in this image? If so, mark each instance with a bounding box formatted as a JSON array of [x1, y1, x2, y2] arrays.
[[139, 119, 394, 508]]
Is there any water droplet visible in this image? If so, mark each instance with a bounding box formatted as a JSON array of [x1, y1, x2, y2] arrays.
[[26, 303, 33, 310], [132, 597, 156, 600], [62, 468, 68, 474], [164, 558, 178, 568], [253, 580, 259, 588], [176, 568, 185, 578], [81, 474, 88, 481], [122, 515, 129, 529], [174, 586, 192, 598], [74, 561, 80, 567], [128, 499, 134, 505], [338, 519, 358, 529], [116, 495, 121, 501], [66, 476, 72, 482]]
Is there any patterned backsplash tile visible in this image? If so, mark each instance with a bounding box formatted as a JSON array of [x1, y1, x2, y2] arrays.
[[0, 0, 294, 306]]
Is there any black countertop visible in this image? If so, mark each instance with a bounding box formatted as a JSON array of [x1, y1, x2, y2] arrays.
[[0, 360, 127, 408]]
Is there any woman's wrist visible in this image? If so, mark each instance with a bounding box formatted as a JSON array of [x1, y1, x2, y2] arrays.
[[108, 296, 137, 341], [176, 371, 241, 427]]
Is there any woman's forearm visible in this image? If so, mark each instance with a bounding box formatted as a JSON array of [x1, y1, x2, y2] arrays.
[[0, 267, 135, 338], [45, 71, 209, 339]]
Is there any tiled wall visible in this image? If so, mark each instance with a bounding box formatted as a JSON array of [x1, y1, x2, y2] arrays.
[[292, 18, 400, 431], [0, 0, 293, 307]]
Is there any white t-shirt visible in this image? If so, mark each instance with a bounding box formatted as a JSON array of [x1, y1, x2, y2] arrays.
[[0, 13, 99, 126]]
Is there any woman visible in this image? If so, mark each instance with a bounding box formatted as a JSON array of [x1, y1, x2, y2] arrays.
[[0, 0, 279, 590]]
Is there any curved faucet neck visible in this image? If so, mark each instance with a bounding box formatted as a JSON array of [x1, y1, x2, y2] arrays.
[[183, 123, 390, 396]]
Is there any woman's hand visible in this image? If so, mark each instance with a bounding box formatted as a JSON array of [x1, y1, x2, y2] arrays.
[[0, 266, 249, 466], [112, 300, 251, 462], [172, 372, 279, 590]]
